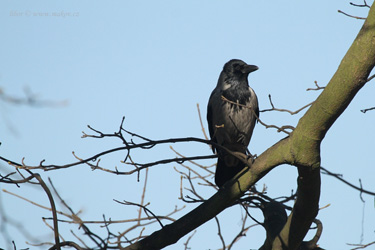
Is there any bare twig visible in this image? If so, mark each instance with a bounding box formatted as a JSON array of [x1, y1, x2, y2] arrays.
[[29, 172, 61, 250], [366, 73, 375, 82], [3, 189, 63, 215], [125, 155, 217, 170], [350, 1, 370, 8], [113, 167, 188, 247], [183, 230, 196, 250], [227, 213, 256, 250], [7, 182, 180, 226], [177, 173, 207, 204], [196, 103, 210, 141], [44, 214, 179, 225], [360, 107, 375, 113], [321, 167, 375, 196], [261, 94, 314, 116], [306, 81, 325, 91], [0, 172, 34, 185], [214, 217, 226, 250], [348, 240, 375, 250], [51, 241, 83, 250], [319, 204, 331, 210], [241, 203, 263, 226], [171, 146, 215, 172], [338, 10, 366, 19]]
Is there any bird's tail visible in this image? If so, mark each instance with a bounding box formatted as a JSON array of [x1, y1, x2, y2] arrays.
[[215, 157, 246, 188]]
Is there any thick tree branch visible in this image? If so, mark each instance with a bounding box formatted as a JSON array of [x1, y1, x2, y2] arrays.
[[271, 4, 375, 250]]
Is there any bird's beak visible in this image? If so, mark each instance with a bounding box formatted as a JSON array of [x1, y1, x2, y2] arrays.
[[243, 65, 259, 74]]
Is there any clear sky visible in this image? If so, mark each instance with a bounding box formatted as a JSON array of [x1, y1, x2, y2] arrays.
[[1, 1, 374, 249]]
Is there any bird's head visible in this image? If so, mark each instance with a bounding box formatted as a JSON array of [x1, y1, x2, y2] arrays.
[[223, 59, 259, 81]]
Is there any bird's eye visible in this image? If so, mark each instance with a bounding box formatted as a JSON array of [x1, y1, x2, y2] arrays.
[[233, 64, 241, 71]]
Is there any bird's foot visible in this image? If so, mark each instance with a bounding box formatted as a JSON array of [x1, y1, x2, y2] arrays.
[[246, 153, 257, 163]]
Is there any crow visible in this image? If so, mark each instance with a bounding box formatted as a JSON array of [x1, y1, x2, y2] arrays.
[[207, 59, 259, 188]]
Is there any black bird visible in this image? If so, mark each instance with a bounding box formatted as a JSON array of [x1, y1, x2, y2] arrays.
[[207, 59, 259, 188]]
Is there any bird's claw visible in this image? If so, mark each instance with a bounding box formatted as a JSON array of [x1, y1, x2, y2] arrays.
[[247, 153, 257, 163]]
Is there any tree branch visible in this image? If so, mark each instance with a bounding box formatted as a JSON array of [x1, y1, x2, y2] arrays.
[[271, 4, 375, 249]]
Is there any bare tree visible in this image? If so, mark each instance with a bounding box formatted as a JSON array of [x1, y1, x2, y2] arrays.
[[1, 2, 375, 250]]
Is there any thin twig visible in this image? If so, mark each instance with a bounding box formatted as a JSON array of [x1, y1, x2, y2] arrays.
[[214, 217, 226, 250], [348, 240, 375, 250], [196, 103, 209, 141], [306, 81, 325, 91], [366, 73, 375, 83], [125, 155, 217, 170], [338, 10, 366, 19], [29, 172, 61, 250], [350, 1, 370, 8], [183, 230, 196, 250], [139, 168, 149, 222], [170, 146, 215, 173], [261, 94, 314, 115], [321, 167, 375, 196], [360, 107, 375, 113], [227, 213, 256, 250]]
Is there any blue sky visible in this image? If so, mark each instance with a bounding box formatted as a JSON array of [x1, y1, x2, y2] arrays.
[[1, 1, 374, 249]]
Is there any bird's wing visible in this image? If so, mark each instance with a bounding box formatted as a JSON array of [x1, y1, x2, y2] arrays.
[[207, 92, 217, 153], [254, 97, 259, 121], [249, 87, 259, 122]]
